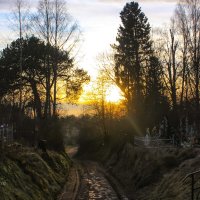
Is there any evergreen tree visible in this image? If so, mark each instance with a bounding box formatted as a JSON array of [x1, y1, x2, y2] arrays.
[[145, 56, 169, 128], [113, 1, 153, 132]]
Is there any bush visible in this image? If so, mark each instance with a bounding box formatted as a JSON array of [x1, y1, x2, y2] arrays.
[[39, 119, 64, 152], [78, 123, 103, 156]]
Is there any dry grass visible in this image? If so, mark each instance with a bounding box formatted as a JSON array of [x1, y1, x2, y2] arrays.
[[103, 144, 198, 200]]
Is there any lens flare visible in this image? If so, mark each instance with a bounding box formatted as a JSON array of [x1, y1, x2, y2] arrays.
[[105, 85, 123, 103]]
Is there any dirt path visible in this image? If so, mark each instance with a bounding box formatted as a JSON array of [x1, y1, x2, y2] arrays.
[[58, 146, 128, 200], [57, 163, 80, 200], [65, 146, 79, 158], [76, 161, 128, 200], [58, 161, 128, 200]]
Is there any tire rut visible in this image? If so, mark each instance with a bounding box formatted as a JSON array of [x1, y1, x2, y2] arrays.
[[76, 161, 128, 200]]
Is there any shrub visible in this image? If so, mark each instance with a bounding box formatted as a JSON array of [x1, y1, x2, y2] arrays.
[[39, 119, 64, 152], [78, 123, 103, 156]]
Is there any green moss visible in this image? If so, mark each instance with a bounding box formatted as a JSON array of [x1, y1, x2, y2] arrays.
[[0, 147, 71, 200]]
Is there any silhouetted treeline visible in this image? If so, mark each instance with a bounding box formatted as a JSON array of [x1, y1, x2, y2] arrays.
[[111, 0, 200, 136], [0, 0, 89, 150]]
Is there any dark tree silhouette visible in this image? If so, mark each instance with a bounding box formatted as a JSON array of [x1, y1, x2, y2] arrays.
[[113, 1, 154, 132], [0, 36, 89, 119], [145, 56, 169, 128]]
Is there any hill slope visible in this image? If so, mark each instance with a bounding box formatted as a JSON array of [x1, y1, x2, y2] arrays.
[[105, 144, 199, 199], [80, 141, 200, 199], [0, 145, 71, 200]]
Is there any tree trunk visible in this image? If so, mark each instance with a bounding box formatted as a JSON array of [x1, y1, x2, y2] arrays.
[[30, 80, 42, 119]]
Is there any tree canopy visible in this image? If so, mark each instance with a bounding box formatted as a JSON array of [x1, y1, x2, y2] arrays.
[[0, 36, 89, 119], [113, 1, 166, 131]]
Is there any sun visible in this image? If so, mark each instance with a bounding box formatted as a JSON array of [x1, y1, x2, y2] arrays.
[[105, 85, 123, 103], [78, 81, 124, 105]]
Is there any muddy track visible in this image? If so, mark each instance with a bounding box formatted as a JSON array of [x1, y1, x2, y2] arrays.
[[58, 160, 128, 200], [76, 161, 128, 200], [57, 163, 80, 200]]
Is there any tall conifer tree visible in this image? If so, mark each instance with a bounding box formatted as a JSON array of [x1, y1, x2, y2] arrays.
[[113, 1, 152, 125]]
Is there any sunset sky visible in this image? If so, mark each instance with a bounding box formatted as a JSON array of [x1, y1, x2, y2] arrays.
[[68, 0, 177, 77], [0, 0, 177, 115], [0, 0, 177, 77]]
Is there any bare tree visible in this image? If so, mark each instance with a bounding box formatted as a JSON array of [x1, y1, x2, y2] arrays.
[[10, 0, 30, 109], [169, 23, 179, 111], [175, 0, 200, 125], [175, 3, 190, 109], [52, 0, 80, 117], [32, 0, 81, 118], [155, 23, 179, 112], [86, 72, 108, 139]]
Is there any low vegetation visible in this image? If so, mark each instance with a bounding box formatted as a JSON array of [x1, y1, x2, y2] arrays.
[[77, 126, 199, 199], [91, 143, 198, 199], [0, 144, 71, 200]]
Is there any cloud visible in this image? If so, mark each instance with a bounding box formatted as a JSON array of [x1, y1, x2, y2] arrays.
[[0, 0, 176, 76], [139, 0, 176, 2], [98, 0, 177, 3], [98, 0, 126, 2], [0, 0, 13, 11], [0, 0, 37, 11]]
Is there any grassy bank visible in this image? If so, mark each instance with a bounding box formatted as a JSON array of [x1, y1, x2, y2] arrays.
[[0, 144, 71, 200], [105, 144, 198, 199], [78, 137, 200, 199]]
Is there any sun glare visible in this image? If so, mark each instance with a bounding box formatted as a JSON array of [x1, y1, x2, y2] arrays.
[[78, 82, 124, 105], [106, 85, 123, 103]]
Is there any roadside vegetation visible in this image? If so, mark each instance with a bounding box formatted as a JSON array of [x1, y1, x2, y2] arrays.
[[0, 144, 71, 200]]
